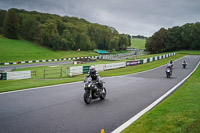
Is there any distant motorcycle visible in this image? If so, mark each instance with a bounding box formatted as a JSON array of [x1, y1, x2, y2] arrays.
[[166, 67, 172, 78], [83, 77, 106, 104], [182, 61, 187, 69]]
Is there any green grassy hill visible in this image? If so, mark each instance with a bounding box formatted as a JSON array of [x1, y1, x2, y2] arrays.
[[131, 38, 146, 49], [0, 38, 98, 63]]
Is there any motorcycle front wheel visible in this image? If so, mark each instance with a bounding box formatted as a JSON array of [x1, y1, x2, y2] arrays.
[[100, 87, 106, 100], [84, 91, 91, 104], [166, 73, 170, 78]]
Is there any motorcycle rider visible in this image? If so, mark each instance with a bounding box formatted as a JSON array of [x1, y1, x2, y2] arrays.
[[182, 60, 187, 64], [166, 64, 172, 75], [170, 59, 173, 64], [87, 65, 103, 89], [182, 60, 187, 68]]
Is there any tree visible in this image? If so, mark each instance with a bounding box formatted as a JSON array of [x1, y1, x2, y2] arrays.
[[40, 22, 59, 49], [0, 9, 7, 33], [62, 29, 75, 50], [190, 22, 200, 50], [165, 26, 182, 51], [145, 37, 153, 52], [19, 16, 38, 41], [76, 33, 93, 50], [3, 8, 19, 39], [0, 8, 132, 51], [181, 23, 193, 50], [119, 34, 129, 50], [151, 28, 167, 53], [109, 36, 119, 51]]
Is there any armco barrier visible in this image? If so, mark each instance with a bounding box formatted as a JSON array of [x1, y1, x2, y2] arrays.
[[95, 64, 104, 72], [143, 59, 147, 64], [69, 52, 176, 76], [1, 73, 7, 80], [70, 66, 83, 76], [104, 62, 126, 70], [6, 70, 31, 80], [0, 56, 99, 66], [147, 58, 150, 63], [126, 61, 140, 66], [150, 57, 153, 62], [140, 60, 143, 64]]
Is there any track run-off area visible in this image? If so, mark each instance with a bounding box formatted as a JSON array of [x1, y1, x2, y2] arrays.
[[0, 55, 199, 133]]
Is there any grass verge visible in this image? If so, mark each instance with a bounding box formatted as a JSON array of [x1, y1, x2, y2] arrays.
[[0, 38, 98, 63], [131, 38, 146, 49], [122, 63, 200, 133], [0, 54, 184, 93], [178, 50, 200, 55]]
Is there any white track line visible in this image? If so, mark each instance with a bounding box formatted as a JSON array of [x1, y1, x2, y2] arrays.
[[0, 56, 186, 95], [0, 81, 83, 95], [111, 61, 200, 133]]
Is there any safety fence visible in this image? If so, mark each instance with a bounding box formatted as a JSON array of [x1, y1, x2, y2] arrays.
[[0, 65, 69, 80], [69, 52, 176, 76], [43, 67, 64, 79], [0, 56, 99, 65], [0, 70, 31, 80], [0, 53, 176, 79], [98, 51, 136, 60]]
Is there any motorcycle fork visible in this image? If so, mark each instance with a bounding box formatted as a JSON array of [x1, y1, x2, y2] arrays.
[[89, 89, 92, 98]]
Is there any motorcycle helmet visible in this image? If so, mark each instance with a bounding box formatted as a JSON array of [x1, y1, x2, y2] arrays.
[[90, 65, 95, 72]]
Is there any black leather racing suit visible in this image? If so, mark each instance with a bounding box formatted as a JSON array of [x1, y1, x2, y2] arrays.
[[87, 70, 103, 89]]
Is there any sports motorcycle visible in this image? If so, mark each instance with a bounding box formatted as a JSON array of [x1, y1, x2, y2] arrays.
[[182, 62, 187, 69], [166, 67, 172, 78], [83, 77, 106, 104]]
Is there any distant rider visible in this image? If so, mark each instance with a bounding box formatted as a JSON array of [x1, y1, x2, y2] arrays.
[[182, 60, 187, 64], [170, 59, 173, 64], [166, 64, 173, 75]]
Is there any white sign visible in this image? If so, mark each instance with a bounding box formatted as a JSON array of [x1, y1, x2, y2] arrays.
[[104, 62, 126, 70], [95, 64, 104, 72]]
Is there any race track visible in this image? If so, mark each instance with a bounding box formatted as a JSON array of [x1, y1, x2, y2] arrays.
[[0, 55, 199, 133]]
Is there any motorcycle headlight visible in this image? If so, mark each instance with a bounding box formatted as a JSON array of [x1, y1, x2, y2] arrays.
[[88, 83, 91, 87]]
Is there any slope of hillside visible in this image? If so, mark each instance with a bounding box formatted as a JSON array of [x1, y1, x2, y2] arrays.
[[131, 38, 146, 49], [0, 38, 98, 63]]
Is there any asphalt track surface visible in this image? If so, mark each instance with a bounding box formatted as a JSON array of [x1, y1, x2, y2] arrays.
[[0, 61, 73, 71], [0, 55, 199, 133]]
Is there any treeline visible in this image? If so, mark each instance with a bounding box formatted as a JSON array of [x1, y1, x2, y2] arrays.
[[132, 35, 147, 39], [0, 8, 131, 51], [146, 23, 200, 53]]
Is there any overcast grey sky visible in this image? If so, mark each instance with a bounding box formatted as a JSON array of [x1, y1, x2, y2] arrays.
[[0, 0, 200, 37]]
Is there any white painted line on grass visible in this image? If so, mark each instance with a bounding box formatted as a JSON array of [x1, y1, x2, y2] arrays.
[[111, 61, 200, 133]]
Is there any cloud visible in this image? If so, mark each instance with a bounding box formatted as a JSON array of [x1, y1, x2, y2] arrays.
[[1, 0, 200, 37]]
